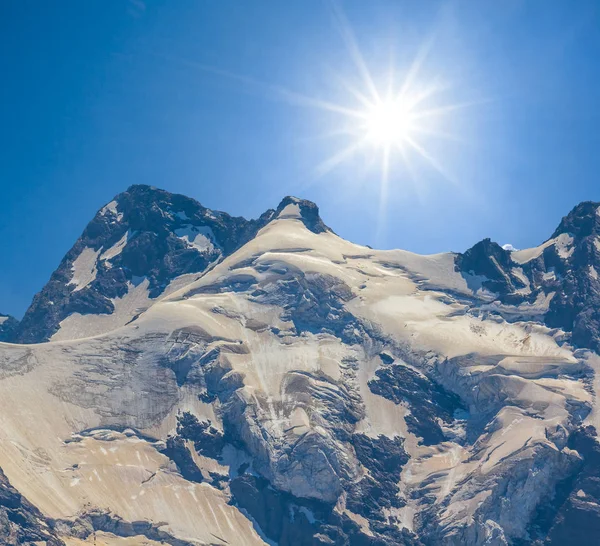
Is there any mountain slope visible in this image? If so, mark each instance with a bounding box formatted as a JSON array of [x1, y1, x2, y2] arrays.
[[455, 201, 600, 353], [1, 191, 600, 545], [12, 185, 278, 344]]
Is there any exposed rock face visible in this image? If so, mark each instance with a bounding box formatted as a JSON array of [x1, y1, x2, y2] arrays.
[[528, 425, 600, 545], [0, 314, 18, 342], [368, 361, 465, 445], [455, 201, 600, 352], [3, 189, 600, 545], [455, 238, 527, 296], [0, 467, 64, 545], [12, 184, 275, 343], [230, 472, 420, 546], [11, 186, 330, 344]]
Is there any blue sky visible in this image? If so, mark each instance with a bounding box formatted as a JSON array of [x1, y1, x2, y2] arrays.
[[2, 0, 600, 317]]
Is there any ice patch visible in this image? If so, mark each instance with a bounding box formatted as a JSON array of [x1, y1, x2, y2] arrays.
[[100, 231, 132, 265], [512, 233, 574, 264], [100, 200, 123, 221], [277, 203, 302, 220], [175, 225, 218, 253], [69, 247, 101, 292], [0, 316, 7, 325], [100, 200, 117, 215], [555, 233, 574, 259], [511, 267, 531, 295], [52, 272, 200, 342], [480, 291, 556, 322], [590, 265, 598, 280], [543, 268, 557, 282], [512, 241, 552, 264]]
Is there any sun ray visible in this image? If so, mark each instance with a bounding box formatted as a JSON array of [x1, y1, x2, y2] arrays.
[[159, 7, 481, 208], [330, 72, 375, 110], [379, 144, 391, 210], [296, 126, 362, 143], [397, 33, 436, 101], [327, 0, 380, 103], [404, 136, 460, 188], [161, 53, 368, 119], [404, 78, 450, 110], [375, 144, 392, 244], [410, 125, 467, 144], [411, 98, 491, 120], [396, 143, 417, 196], [314, 137, 369, 178]]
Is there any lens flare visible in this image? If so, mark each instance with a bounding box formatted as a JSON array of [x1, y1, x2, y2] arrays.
[[365, 100, 414, 147]]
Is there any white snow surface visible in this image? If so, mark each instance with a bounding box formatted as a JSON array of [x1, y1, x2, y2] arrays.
[[100, 200, 123, 222], [68, 247, 101, 292], [174, 225, 218, 253], [277, 202, 302, 219], [100, 230, 132, 264], [512, 232, 574, 264], [0, 207, 596, 544]]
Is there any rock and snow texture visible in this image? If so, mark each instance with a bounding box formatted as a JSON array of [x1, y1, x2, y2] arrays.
[[0, 313, 19, 342], [2, 190, 600, 545], [10, 185, 279, 344], [455, 201, 600, 353]]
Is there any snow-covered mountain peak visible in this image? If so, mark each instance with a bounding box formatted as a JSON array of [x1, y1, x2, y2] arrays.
[[4, 189, 600, 545], [11, 185, 274, 343], [274, 195, 331, 234], [550, 200, 600, 240]]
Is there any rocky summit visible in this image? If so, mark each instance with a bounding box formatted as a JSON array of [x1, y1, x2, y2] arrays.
[[2, 186, 600, 545]]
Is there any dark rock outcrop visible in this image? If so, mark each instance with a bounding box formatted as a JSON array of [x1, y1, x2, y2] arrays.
[[368, 362, 465, 445], [230, 473, 421, 546], [12, 186, 330, 343], [275, 196, 331, 234], [253, 269, 360, 342], [175, 411, 225, 459], [528, 426, 600, 545], [0, 314, 19, 342], [0, 467, 65, 545], [455, 201, 600, 353], [13, 185, 274, 343], [346, 434, 409, 521], [455, 238, 526, 295]]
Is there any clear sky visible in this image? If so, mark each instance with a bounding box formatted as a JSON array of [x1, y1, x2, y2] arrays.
[[2, 0, 600, 318]]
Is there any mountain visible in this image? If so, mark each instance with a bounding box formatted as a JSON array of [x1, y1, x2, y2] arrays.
[[455, 201, 600, 352], [12, 185, 275, 344], [0, 314, 18, 342], [12, 186, 330, 345], [1, 188, 600, 545]]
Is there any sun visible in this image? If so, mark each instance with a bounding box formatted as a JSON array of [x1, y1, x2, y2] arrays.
[[168, 1, 479, 218], [310, 73, 460, 188], [294, 1, 486, 201], [364, 99, 415, 148]]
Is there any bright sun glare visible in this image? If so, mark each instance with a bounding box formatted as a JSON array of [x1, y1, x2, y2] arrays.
[[174, 0, 483, 223], [295, 0, 484, 207], [365, 99, 414, 147]]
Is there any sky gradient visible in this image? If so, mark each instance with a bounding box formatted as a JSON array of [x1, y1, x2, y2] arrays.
[[2, 0, 600, 317]]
